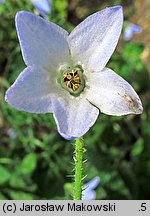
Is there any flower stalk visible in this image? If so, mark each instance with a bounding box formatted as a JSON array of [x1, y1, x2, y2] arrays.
[[73, 137, 84, 200]]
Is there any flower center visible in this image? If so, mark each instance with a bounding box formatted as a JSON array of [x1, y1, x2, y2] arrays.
[[63, 69, 81, 92], [58, 65, 85, 96]]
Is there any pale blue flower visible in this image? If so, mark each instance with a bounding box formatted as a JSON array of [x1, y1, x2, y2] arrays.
[[31, 0, 51, 18], [82, 176, 100, 200], [7, 128, 17, 139], [5, 6, 143, 140], [0, 0, 5, 4], [124, 23, 142, 41]]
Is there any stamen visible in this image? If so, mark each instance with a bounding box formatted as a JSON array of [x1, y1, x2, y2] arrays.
[[63, 69, 81, 92], [58, 64, 85, 96]]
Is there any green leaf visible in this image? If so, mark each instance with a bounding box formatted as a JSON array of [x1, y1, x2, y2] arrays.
[[131, 138, 144, 157], [20, 153, 37, 175], [9, 191, 34, 200], [0, 165, 11, 185], [9, 174, 26, 188], [0, 193, 7, 200]]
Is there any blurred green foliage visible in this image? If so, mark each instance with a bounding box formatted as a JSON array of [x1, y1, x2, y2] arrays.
[[0, 0, 150, 200]]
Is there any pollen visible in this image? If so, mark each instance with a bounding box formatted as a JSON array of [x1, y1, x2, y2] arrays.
[[63, 69, 81, 92]]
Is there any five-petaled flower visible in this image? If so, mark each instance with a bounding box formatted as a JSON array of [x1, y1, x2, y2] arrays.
[[0, 0, 5, 4], [124, 23, 142, 41], [5, 6, 143, 140]]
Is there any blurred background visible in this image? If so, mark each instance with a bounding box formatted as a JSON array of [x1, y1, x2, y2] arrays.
[[0, 0, 150, 200]]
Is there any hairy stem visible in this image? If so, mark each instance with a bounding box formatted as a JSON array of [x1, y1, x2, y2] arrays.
[[73, 137, 84, 200]]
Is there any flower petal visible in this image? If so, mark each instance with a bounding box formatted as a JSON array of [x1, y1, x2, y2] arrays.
[[15, 11, 70, 70], [53, 97, 99, 140], [86, 67, 143, 115], [5, 66, 57, 113], [83, 176, 100, 190], [68, 6, 123, 71], [82, 189, 96, 200]]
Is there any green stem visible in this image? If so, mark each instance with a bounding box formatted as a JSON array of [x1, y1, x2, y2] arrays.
[[73, 137, 84, 200]]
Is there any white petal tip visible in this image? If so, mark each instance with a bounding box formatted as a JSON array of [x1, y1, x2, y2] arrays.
[[107, 5, 123, 13], [15, 11, 25, 21], [134, 102, 143, 114], [15, 11, 35, 25], [111, 5, 123, 10], [5, 87, 17, 109], [15, 11, 26, 27], [108, 5, 123, 17], [5, 89, 11, 104], [123, 94, 143, 115], [57, 129, 79, 140]]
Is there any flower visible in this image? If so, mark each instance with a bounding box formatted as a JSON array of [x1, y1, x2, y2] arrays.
[[7, 128, 17, 139], [124, 23, 142, 41], [0, 0, 5, 4], [31, 0, 51, 18], [5, 6, 143, 140], [82, 176, 100, 200]]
